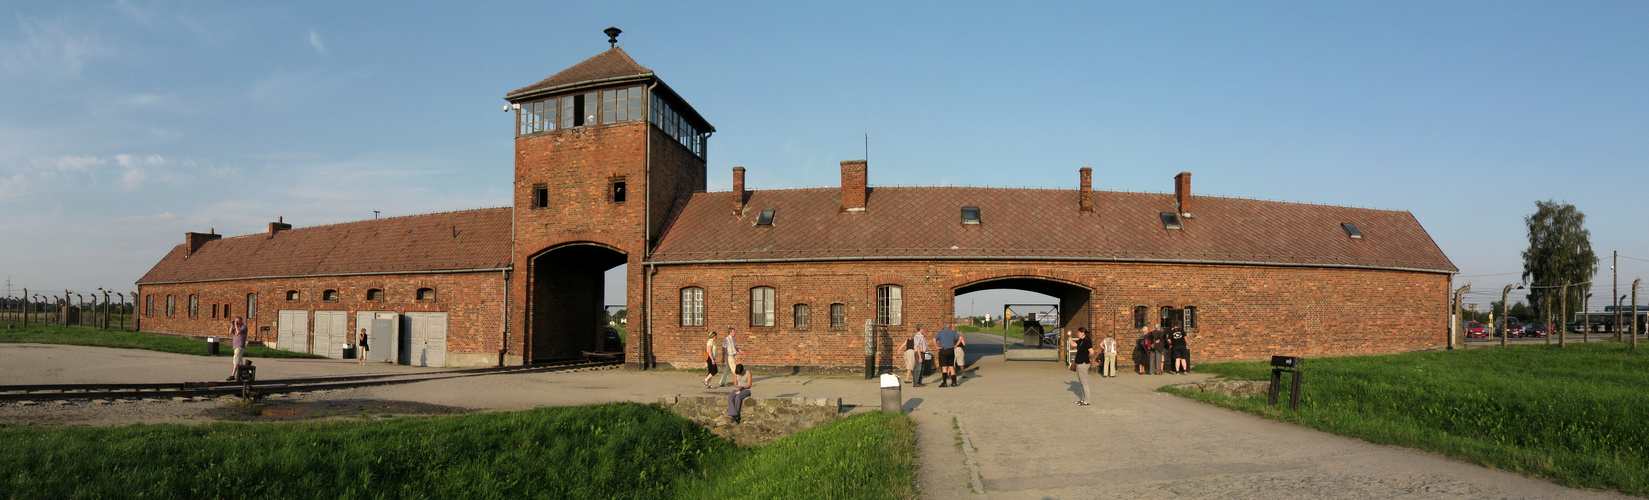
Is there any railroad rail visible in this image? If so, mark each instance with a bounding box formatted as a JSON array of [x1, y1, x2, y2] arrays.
[[0, 358, 622, 403]]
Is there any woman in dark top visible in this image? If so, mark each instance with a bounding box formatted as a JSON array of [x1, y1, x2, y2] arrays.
[[1071, 328, 1094, 405], [1133, 326, 1149, 374]]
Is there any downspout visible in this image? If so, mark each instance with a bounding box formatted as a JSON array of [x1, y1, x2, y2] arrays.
[[643, 80, 658, 370], [500, 268, 509, 367]]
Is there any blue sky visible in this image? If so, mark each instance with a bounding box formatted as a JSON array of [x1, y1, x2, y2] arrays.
[[2, 1, 1647, 314]]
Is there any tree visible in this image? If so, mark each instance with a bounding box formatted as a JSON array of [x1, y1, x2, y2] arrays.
[[1521, 200, 1596, 320]]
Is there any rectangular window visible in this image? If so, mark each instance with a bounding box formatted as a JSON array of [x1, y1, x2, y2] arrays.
[[961, 206, 981, 225], [1160, 212, 1182, 230], [1160, 306, 1182, 329], [1342, 222, 1363, 239], [560, 96, 575, 129], [188, 295, 198, 318], [876, 285, 903, 326], [582, 92, 598, 125], [750, 287, 775, 327], [1185, 306, 1198, 329], [223, 304, 231, 317], [533, 184, 548, 209], [516, 98, 557, 136], [1133, 306, 1148, 329], [145, 295, 153, 317], [793, 304, 810, 330], [756, 209, 774, 226], [830, 303, 846, 328], [166, 295, 175, 317], [610, 177, 627, 203], [680, 287, 704, 327], [212, 303, 219, 319], [246, 293, 257, 319]]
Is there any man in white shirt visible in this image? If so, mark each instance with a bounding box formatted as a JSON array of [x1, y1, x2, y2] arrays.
[[719, 328, 740, 387], [911, 326, 929, 387]]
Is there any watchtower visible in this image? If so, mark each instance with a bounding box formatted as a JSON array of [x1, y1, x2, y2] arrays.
[[504, 31, 714, 365]]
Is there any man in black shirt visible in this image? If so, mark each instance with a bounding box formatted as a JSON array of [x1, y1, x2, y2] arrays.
[[1169, 322, 1190, 374], [1070, 327, 1095, 406]]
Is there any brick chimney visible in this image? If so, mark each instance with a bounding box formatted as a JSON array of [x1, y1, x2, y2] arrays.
[[732, 167, 747, 216], [1174, 172, 1192, 215], [1079, 167, 1093, 213], [184, 230, 221, 258], [268, 216, 291, 236], [840, 160, 867, 212]]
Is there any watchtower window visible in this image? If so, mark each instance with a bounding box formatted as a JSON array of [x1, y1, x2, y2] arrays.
[[610, 178, 627, 203], [601, 87, 643, 123], [516, 98, 558, 136], [1342, 222, 1363, 239], [961, 206, 981, 225], [582, 92, 598, 125], [532, 184, 548, 209], [1160, 212, 1182, 230]]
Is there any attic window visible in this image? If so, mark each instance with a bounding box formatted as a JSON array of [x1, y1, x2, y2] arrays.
[[756, 209, 775, 226], [1160, 212, 1182, 230], [1342, 222, 1363, 239], [961, 206, 981, 225]]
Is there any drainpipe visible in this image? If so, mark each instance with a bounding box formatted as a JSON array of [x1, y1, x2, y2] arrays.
[[500, 269, 509, 367], [642, 80, 658, 370]]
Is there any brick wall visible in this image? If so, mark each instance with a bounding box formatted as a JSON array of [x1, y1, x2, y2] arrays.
[[137, 271, 507, 363], [644, 260, 1448, 372]]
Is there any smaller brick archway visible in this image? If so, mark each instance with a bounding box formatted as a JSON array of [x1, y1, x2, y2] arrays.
[[526, 242, 627, 363], [953, 275, 1093, 359]]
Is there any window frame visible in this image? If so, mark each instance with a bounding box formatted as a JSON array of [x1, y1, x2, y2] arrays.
[[750, 286, 776, 328], [1342, 222, 1363, 239], [322, 290, 339, 302], [532, 184, 549, 209], [145, 294, 153, 317], [961, 206, 981, 225], [793, 303, 810, 330], [285, 290, 299, 301], [165, 294, 175, 317], [1160, 212, 1182, 230], [416, 288, 437, 301], [1133, 306, 1148, 329], [366, 288, 384, 301], [245, 293, 258, 319], [610, 176, 627, 203], [876, 285, 903, 326], [680, 287, 704, 327], [188, 294, 198, 318], [830, 303, 847, 329], [1184, 305, 1198, 330]]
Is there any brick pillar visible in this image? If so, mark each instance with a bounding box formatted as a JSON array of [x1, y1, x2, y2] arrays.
[[841, 160, 867, 212], [732, 167, 746, 216], [1079, 167, 1093, 212], [1174, 172, 1192, 214]]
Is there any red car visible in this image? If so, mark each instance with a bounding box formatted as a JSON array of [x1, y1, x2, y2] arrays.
[[1464, 321, 1487, 338], [1523, 323, 1551, 337]]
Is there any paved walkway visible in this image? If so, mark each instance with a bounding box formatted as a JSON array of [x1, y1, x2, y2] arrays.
[[0, 339, 1626, 499]]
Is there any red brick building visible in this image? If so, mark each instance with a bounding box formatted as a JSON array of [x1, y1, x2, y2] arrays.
[[137, 45, 1456, 370]]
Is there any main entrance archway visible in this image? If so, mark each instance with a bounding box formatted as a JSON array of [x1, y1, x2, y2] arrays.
[[528, 243, 627, 363], [954, 276, 1092, 363]]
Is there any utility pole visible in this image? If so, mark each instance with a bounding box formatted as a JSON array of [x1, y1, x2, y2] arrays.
[[1614, 251, 1620, 340], [1560, 283, 1569, 348], [1632, 278, 1640, 351], [1583, 293, 1591, 344], [1501, 284, 1516, 348]]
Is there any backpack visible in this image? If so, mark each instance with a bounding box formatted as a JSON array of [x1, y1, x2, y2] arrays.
[[1139, 337, 1153, 351]]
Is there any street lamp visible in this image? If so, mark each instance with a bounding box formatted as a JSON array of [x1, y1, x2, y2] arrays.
[[1584, 292, 1592, 344]]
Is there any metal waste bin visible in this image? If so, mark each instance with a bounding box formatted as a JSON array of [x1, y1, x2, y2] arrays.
[[207, 337, 220, 355], [879, 374, 902, 413], [342, 344, 356, 360]]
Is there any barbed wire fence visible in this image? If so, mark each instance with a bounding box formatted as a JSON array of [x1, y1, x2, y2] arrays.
[[1, 287, 139, 332]]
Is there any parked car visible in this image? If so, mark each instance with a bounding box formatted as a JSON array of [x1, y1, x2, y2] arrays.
[[1504, 323, 1525, 337], [1523, 323, 1550, 337], [1464, 321, 1487, 338], [600, 326, 624, 352]]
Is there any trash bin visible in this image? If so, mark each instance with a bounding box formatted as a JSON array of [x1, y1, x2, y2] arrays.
[[342, 344, 356, 360], [207, 337, 220, 356], [879, 374, 902, 413]]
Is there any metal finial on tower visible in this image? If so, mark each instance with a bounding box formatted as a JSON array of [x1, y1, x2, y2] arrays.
[[604, 27, 622, 48]]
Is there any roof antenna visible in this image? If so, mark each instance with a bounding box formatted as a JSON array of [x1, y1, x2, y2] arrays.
[[605, 27, 622, 48]]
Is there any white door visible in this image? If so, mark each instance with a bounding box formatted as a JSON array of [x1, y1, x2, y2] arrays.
[[276, 310, 309, 353], [314, 311, 348, 359], [404, 312, 448, 367]]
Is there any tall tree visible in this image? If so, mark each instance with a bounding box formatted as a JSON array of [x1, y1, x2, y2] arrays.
[[1521, 200, 1596, 319]]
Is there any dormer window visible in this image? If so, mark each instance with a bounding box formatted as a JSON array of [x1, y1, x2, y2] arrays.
[[1342, 223, 1363, 239], [961, 206, 981, 225], [756, 209, 775, 226], [1160, 212, 1182, 230]]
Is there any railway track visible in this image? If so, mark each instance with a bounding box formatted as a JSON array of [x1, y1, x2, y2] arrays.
[[0, 358, 623, 403]]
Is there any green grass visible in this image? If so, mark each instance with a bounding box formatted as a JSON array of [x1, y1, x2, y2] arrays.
[[0, 402, 916, 499], [1167, 342, 1649, 495], [0, 322, 323, 359]]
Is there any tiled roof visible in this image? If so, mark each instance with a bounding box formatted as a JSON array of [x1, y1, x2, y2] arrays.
[[649, 188, 1457, 273], [137, 208, 513, 284], [507, 47, 652, 99]]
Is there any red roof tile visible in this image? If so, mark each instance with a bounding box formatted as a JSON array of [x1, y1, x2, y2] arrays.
[[649, 188, 1457, 273], [137, 208, 513, 284], [506, 47, 652, 99]]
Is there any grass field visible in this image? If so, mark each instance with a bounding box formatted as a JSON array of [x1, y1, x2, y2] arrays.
[[0, 402, 915, 499], [0, 322, 323, 359], [1167, 342, 1648, 496]]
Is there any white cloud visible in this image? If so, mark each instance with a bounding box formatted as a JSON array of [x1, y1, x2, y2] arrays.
[[0, 15, 113, 77], [309, 30, 327, 55]]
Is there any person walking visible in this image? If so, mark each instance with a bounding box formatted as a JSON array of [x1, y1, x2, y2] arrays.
[[225, 317, 248, 381], [1070, 327, 1095, 405], [910, 326, 929, 387], [725, 364, 753, 423], [1148, 326, 1168, 375], [935, 324, 961, 387], [1134, 326, 1150, 374], [702, 331, 720, 389], [953, 330, 968, 379], [1169, 322, 1190, 374], [1100, 331, 1118, 377], [719, 328, 740, 387], [901, 333, 918, 384], [356, 327, 369, 366]]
